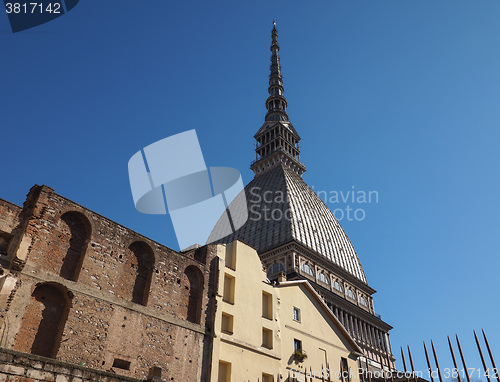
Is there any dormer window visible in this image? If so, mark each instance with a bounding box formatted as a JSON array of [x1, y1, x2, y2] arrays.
[[318, 272, 329, 285], [359, 296, 368, 307], [267, 263, 285, 276], [301, 263, 314, 277], [346, 288, 356, 300], [333, 280, 343, 293]]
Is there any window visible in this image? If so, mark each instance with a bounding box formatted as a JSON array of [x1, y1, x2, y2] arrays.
[[293, 307, 301, 322], [262, 292, 272, 320], [223, 274, 235, 304], [218, 361, 231, 382], [225, 247, 236, 270], [184, 265, 204, 324], [15, 283, 70, 358], [262, 373, 274, 382], [359, 296, 368, 307], [346, 288, 356, 300], [318, 272, 329, 285], [221, 313, 233, 334], [294, 339, 302, 352], [112, 358, 131, 371], [333, 280, 344, 293], [340, 357, 350, 382], [58, 212, 92, 282], [126, 241, 155, 306], [267, 262, 284, 276], [262, 328, 273, 349], [301, 263, 314, 277]]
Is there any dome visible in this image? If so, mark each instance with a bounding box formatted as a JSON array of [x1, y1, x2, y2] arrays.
[[208, 163, 367, 284]]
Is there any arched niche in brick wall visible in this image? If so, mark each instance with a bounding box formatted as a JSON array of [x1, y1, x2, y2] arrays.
[[14, 282, 72, 358], [120, 241, 155, 306], [58, 211, 91, 281], [183, 265, 204, 324]]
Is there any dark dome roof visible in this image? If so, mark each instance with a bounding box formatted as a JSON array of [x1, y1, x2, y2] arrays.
[[209, 164, 367, 283]]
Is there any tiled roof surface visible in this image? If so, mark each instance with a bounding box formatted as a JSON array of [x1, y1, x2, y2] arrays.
[[209, 164, 367, 283]]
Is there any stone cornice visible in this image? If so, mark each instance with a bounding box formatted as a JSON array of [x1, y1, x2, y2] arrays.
[[260, 241, 376, 295]]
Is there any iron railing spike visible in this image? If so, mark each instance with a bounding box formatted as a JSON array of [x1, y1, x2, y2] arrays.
[[424, 341, 435, 382], [482, 329, 500, 382], [475, 330, 492, 382], [448, 336, 462, 382], [408, 345, 418, 382], [431, 340, 444, 382], [457, 334, 472, 382]]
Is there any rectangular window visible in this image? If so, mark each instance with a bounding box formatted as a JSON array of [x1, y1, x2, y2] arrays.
[[221, 312, 234, 335], [218, 361, 231, 382], [294, 339, 302, 352], [293, 307, 301, 322], [225, 246, 236, 270], [319, 347, 328, 366], [262, 327, 273, 349], [223, 274, 235, 304], [262, 373, 274, 382], [341, 357, 350, 382], [262, 292, 272, 319], [112, 358, 131, 370]]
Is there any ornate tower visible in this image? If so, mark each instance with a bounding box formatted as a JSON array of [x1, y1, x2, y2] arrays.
[[251, 22, 306, 178], [210, 22, 395, 372]]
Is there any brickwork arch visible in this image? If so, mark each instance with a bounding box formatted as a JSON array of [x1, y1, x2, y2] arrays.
[[14, 282, 71, 358], [58, 211, 91, 281], [183, 265, 204, 324], [118, 241, 155, 305]]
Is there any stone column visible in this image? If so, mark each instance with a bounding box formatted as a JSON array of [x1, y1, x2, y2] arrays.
[[370, 325, 377, 348], [349, 314, 355, 338], [357, 319, 364, 342]]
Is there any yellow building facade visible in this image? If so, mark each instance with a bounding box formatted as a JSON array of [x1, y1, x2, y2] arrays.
[[211, 240, 363, 382]]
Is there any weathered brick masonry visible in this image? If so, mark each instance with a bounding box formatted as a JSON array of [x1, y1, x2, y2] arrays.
[[0, 347, 142, 382], [0, 185, 219, 381]]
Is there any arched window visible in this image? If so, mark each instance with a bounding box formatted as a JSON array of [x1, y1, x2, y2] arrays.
[[359, 296, 368, 307], [118, 241, 154, 305], [318, 272, 329, 285], [58, 211, 91, 281], [183, 265, 204, 324], [301, 263, 314, 277], [14, 283, 70, 358], [267, 263, 285, 276], [333, 279, 343, 293], [346, 288, 356, 300]]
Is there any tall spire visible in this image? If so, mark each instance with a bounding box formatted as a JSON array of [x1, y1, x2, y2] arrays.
[[266, 21, 289, 122], [250, 22, 306, 177]]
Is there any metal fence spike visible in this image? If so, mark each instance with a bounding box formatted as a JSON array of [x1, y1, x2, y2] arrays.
[[448, 336, 462, 382], [431, 340, 444, 382], [475, 330, 492, 382], [408, 345, 418, 382], [457, 334, 471, 382], [424, 341, 435, 382], [483, 329, 500, 382]]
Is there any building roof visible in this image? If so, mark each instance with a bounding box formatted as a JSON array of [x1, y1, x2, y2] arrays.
[[209, 22, 368, 284], [210, 163, 368, 283]]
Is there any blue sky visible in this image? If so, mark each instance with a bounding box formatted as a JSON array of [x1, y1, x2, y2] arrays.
[[1, 0, 500, 376]]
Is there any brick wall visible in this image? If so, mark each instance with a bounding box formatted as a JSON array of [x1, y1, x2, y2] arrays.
[[0, 198, 22, 257], [0, 185, 218, 381], [0, 199, 21, 232], [0, 347, 142, 382]]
